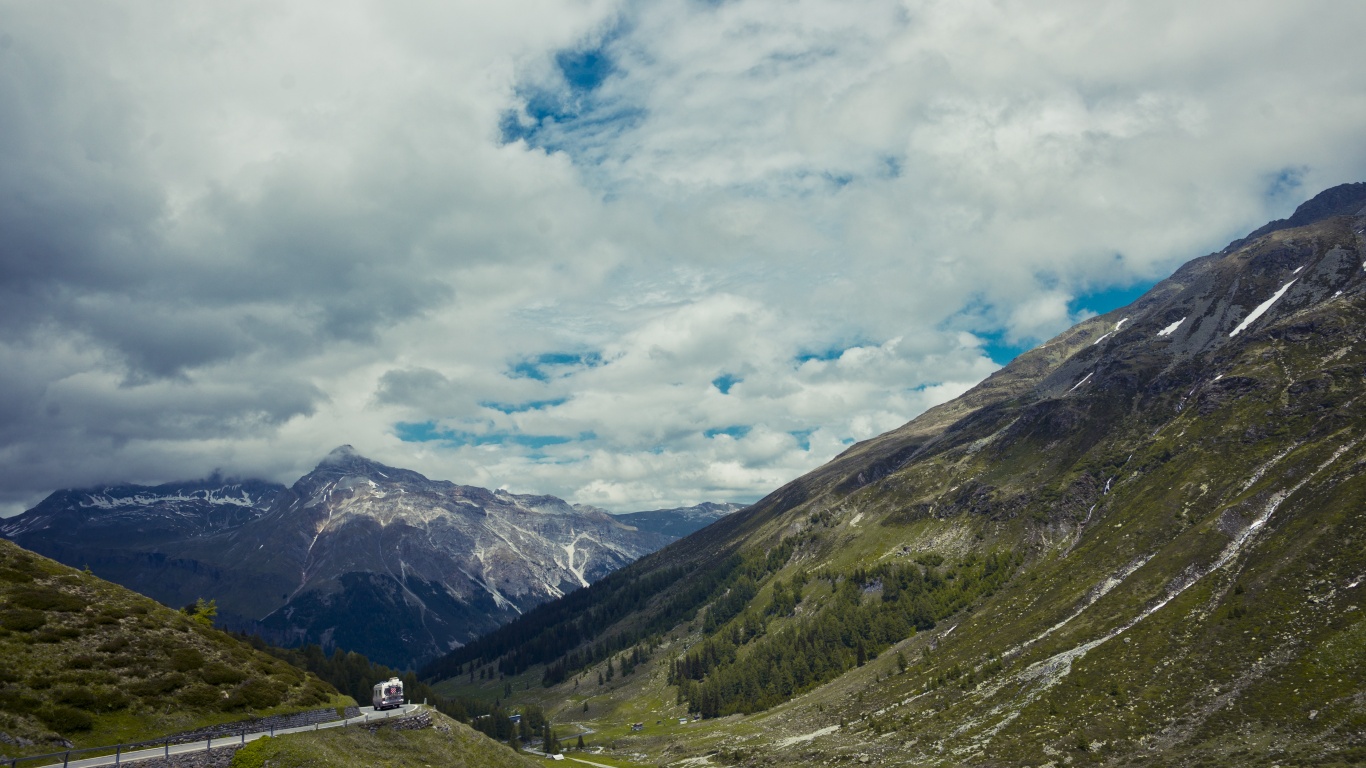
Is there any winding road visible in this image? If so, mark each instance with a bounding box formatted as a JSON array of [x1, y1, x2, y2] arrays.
[[28, 704, 423, 768]]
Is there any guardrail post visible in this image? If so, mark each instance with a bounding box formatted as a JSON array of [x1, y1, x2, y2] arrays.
[[164, 737, 169, 760], [115, 744, 121, 766], [64, 751, 70, 768], [206, 735, 211, 752]]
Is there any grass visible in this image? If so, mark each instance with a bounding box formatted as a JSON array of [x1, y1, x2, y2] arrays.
[[0, 540, 351, 758], [226, 711, 539, 768], [556, 752, 655, 768]]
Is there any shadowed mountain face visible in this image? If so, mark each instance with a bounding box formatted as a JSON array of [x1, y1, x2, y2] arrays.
[[427, 184, 1366, 766], [2, 448, 720, 669]]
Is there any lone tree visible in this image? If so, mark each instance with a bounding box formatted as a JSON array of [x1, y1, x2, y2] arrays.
[[181, 598, 217, 626]]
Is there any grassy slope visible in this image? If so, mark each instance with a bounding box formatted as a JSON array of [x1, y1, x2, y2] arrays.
[[0, 539, 350, 758], [226, 711, 542, 768], [445, 216, 1366, 766]]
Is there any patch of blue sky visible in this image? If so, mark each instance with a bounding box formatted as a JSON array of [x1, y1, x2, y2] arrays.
[[498, 33, 650, 163], [974, 330, 1033, 367], [947, 277, 1160, 367], [711, 374, 741, 394], [393, 421, 448, 443], [794, 339, 870, 365], [1263, 165, 1307, 203], [394, 421, 594, 449], [1069, 282, 1154, 319], [823, 171, 853, 189], [479, 398, 568, 414], [789, 428, 816, 450], [704, 425, 751, 440], [557, 47, 613, 92], [507, 351, 602, 381]]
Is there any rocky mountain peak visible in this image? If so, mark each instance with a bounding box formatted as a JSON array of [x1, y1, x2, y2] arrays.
[[314, 444, 384, 474], [1233, 181, 1366, 247], [304, 445, 429, 490]]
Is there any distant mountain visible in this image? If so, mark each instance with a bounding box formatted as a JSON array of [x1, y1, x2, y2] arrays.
[[422, 183, 1366, 766], [2, 447, 698, 669], [609, 502, 745, 540]]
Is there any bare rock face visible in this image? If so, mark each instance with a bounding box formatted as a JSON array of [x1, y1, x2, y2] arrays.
[[1, 448, 732, 669]]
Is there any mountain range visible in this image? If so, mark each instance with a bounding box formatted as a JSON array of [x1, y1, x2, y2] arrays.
[[0, 447, 741, 669], [422, 183, 1366, 767]]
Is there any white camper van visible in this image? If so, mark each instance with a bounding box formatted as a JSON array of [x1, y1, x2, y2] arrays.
[[372, 677, 404, 711]]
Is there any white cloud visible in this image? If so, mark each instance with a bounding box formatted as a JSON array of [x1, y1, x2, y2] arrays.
[[2, 0, 1365, 515]]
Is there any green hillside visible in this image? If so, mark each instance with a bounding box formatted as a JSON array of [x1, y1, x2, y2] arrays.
[[226, 711, 540, 768], [423, 192, 1366, 766], [0, 538, 349, 757]]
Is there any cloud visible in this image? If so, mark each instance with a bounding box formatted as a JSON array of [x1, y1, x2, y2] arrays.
[[1, 0, 1365, 514]]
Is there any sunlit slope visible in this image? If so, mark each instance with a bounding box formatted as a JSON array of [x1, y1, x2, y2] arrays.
[[225, 711, 540, 768], [425, 187, 1366, 767]]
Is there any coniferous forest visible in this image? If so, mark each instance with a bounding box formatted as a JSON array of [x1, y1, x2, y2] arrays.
[[670, 550, 1021, 717]]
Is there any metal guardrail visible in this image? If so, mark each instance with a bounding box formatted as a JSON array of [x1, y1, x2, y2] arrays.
[[5, 706, 419, 768]]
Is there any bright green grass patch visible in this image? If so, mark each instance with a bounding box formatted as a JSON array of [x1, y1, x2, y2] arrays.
[[227, 713, 538, 768]]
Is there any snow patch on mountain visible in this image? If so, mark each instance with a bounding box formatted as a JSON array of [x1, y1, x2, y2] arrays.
[[1230, 279, 1297, 337]]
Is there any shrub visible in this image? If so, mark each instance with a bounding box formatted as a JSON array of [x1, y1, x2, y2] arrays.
[[106, 653, 144, 669], [96, 637, 130, 654], [291, 680, 332, 707], [0, 566, 34, 583], [69, 655, 96, 670], [0, 693, 42, 714], [0, 608, 47, 632], [54, 686, 96, 709], [12, 586, 86, 612], [36, 626, 81, 642], [39, 705, 93, 733], [201, 663, 247, 686], [221, 678, 284, 711], [92, 688, 130, 712], [130, 673, 188, 696], [178, 684, 221, 707], [170, 648, 205, 672]]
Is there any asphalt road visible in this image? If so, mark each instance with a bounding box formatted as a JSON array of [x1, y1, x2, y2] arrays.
[[28, 704, 423, 768]]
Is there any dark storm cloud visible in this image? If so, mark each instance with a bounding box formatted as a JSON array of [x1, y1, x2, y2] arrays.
[[0, 20, 457, 381]]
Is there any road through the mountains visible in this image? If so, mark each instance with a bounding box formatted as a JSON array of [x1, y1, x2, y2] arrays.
[[30, 704, 423, 768]]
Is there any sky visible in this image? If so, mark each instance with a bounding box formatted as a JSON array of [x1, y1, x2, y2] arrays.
[[2, 0, 1365, 516]]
